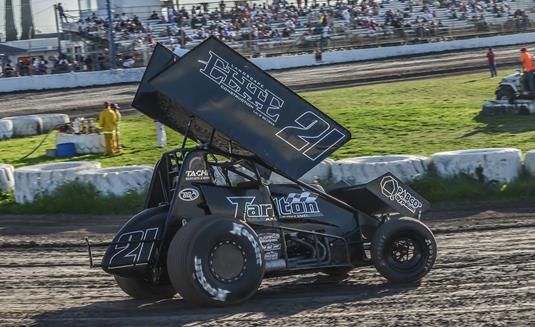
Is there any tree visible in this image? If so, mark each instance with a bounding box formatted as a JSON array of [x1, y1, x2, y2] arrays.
[[20, 0, 36, 40], [5, 0, 18, 41]]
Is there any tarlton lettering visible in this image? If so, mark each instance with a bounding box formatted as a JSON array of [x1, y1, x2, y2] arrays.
[[227, 196, 275, 221], [273, 192, 322, 218]]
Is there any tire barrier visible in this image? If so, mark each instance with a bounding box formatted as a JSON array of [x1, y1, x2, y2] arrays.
[[331, 155, 429, 185], [56, 133, 105, 154], [30, 114, 70, 132], [430, 148, 521, 183], [15, 161, 101, 203], [0, 120, 13, 140], [75, 166, 154, 196], [2, 116, 43, 137], [270, 159, 334, 185], [523, 150, 535, 176], [0, 164, 15, 193]]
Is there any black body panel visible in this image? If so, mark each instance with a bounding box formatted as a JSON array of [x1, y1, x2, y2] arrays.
[[102, 205, 169, 275], [328, 173, 430, 219]]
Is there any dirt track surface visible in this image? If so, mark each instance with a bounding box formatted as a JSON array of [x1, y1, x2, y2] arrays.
[[1, 208, 535, 326], [0, 44, 523, 119]]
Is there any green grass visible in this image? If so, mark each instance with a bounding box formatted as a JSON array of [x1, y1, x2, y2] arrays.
[[303, 71, 535, 159], [0, 182, 145, 214], [411, 170, 535, 206], [2, 70, 535, 168]]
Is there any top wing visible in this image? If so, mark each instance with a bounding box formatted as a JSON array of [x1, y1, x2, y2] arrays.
[[142, 37, 351, 179]]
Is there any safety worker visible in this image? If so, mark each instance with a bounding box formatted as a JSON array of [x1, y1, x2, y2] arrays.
[[520, 47, 535, 93], [99, 101, 118, 155], [112, 103, 122, 150], [155, 120, 167, 148]]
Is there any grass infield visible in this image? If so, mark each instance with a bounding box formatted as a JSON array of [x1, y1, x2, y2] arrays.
[[2, 70, 535, 212]]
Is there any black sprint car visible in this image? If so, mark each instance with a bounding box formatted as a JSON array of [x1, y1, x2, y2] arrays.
[[86, 37, 437, 306]]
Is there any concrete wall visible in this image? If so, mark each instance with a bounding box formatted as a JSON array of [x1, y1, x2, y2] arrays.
[[2, 32, 534, 93]]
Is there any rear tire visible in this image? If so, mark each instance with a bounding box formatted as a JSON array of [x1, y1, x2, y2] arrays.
[[496, 86, 516, 104], [167, 216, 265, 306], [114, 275, 176, 299], [371, 217, 436, 283]]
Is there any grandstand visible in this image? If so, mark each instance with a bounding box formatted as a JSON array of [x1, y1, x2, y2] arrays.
[[56, 0, 535, 68]]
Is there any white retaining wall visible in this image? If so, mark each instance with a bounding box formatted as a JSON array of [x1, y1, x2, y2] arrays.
[[2, 32, 535, 93], [8, 147, 535, 203]]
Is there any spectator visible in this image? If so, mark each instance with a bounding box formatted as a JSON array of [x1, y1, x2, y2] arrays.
[[149, 11, 159, 20], [486, 48, 497, 77], [57, 3, 68, 23], [122, 56, 136, 68], [520, 48, 535, 92]]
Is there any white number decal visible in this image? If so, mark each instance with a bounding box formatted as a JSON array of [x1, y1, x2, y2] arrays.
[[276, 111, 346, 160], [108, 228, 159, 269]]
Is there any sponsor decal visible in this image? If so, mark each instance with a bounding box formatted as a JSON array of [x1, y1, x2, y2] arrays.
[[227, 196, 276, 221], [380, 176, 423, 214], [178, 188, 199, 201], [199, 51, 284, 125], [273, 192, 322, 218], [264, 251, 279, 261], [185, 169, 210, 181], [258, 232, 282, 252], [194, 256, 230, 301], [185, 156, 211, 181], [230, 223, 263, 266]]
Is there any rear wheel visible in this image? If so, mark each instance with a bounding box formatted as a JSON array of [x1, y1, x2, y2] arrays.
[[371, 217, 436, 283], [496, 86, 516, 104], [167, 216, 265, 306], [114, 275, 176, 299]]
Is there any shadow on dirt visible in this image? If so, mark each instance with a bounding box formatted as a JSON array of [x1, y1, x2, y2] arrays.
[[31, 275, 418, 326]]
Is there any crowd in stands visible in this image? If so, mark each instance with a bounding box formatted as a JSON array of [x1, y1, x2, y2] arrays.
[[72, 0, 532, 50], [0, 51, 137, 77], [1, 0, 532, 77]]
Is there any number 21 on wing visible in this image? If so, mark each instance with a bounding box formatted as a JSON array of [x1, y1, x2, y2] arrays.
[[275, 111, 346, 161]]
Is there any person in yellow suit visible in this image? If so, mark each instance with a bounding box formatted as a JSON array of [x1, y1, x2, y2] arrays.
[[99, 101, 118, 155]]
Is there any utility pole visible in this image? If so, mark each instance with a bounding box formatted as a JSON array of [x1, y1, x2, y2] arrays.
[[77, 0, 82, 18], [106, 0, 116, 68], [53, 4, 62, 54]]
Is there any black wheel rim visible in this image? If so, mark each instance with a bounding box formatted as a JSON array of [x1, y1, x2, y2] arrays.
[[385, 233, 426, 273], [209, 240, 247, 283]]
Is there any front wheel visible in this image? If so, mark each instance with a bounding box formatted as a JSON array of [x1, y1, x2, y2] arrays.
[[371, 217, 436, 283], [114, 275, 176, 299], [496, 86, 516, 104], [167, 216, 265, 306]]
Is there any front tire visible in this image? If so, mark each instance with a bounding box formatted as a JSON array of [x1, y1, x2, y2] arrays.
[[167, 216, 265, 306], [496, 86, 516, 104], [371, 217, 436, 283], [114, 275, 176, 299]]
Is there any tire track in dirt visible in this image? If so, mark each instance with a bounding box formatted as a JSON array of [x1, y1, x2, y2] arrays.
[[0, 208, 534, 326]]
